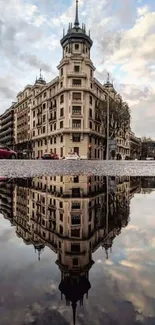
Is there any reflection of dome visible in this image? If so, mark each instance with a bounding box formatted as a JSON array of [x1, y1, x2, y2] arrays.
[[60, 0, 93, 48], [34, 243, 45, 261], [59, 275, 91, 325]]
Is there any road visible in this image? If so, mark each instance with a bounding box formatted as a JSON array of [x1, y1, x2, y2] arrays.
[[0, 160, 155, 177]]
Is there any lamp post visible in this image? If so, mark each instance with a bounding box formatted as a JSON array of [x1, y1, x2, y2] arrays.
[[106, 93, 110, 160]]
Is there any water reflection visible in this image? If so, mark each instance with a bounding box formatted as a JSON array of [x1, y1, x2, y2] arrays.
[[0, 176, 145, 324]]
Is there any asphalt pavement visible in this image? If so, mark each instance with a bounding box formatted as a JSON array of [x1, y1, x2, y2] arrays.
[[0, 160, 155, 177]]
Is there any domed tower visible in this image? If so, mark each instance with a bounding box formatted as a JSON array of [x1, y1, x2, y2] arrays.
[[57, 0, 96, 159], [60, 0, 93, 60]]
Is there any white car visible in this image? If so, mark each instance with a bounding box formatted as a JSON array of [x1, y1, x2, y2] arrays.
[[146, 157, 153, 160], [65, 153, 81, 160]]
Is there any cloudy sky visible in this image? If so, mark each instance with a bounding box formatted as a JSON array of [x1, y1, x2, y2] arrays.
[[0, 0, 155, 137]]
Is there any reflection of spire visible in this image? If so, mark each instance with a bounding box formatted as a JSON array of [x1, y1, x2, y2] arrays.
[[74, 0, 79, 27], [72, 302, 77, 325]]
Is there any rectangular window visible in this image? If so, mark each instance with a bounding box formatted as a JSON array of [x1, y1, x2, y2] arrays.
[[60, 135, 63, 143], [74, 147, 79, 155], [72, 92, 81, 100], [60, 213, 63, 222], [60, 225, 63, 235], [54, 137, 56, 144], [73, 257, 79, 266], [60, 121, 63, 128], [60, 147, 63, 157], [71, 243, 80, 252], [72, 202, 80, 209], [72, 187, 80, 197], [72, 106, 81, 115], [60, 94, 64, 103], [90, 95, 92, 105], [89, 108, 92, 118], [33, 121, 35, 127], [50, 125, 52, 131], [33, 111, 35, 117], [43, 126, 45, 133], [73, 176, 79, 183], [75, 44, 79, 50], [72, 133, 81, 142], [43, 115, 46, 122], [72, 79, 81, 86], [60, 107, 64, 116], [60, 201, 63, 208], [72, 119, 81, 128], [71, 229, 80, 238], [61, 68, 63, 76], [74, 65, 80, 72]]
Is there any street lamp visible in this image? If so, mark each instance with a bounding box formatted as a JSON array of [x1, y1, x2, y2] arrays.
[[106, 93, 110, 160]]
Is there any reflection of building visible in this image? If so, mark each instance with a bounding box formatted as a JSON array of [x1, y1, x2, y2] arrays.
[[1, 175, 140, 324], [0, 180, 14, 224], [140, 177, 155, 194], [0, 103, 15, 149]]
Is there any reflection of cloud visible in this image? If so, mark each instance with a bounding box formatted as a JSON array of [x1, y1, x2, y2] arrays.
[[120, 260, 143, 270]]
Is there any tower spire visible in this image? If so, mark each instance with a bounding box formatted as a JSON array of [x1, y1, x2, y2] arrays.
[[107, 72, 110, 83], [72, 302, 77, 325], [74, 0, 79, 27]]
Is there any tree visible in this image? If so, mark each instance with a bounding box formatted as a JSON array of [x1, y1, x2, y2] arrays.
[[96, 95, 131, 159], [141, 136, 153, 142]]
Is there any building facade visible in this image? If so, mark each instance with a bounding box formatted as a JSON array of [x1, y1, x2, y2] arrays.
[[141, 140, 155, 159], [130, 131, 141, 159], [0, 103, 15, 149], [0, 0, 131, 159]]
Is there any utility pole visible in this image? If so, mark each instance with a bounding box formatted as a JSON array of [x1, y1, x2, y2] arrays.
[[106, 93, 110, 160]]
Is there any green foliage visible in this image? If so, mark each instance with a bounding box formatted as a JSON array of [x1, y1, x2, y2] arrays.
[[97, 97, 131, 140]]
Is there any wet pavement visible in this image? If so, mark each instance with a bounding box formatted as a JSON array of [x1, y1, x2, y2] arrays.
[[1, 160, 155, 177], [0, 175, 155, 325]]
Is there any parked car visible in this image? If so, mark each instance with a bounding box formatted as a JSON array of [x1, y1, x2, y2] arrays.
[[146, 157, 154, 160], [0, 146, 17, 159], [42, 153, 59, 160], [65, 153, 81, 160]]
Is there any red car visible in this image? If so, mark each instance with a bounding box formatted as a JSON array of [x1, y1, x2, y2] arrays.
[[41, 153, 59, 160], [0, 146, 17, 159]]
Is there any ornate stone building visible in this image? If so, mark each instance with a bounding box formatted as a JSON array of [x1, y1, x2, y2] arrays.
[[10, 0, 130, 159], [130, 131, 141, 159], [0, 103, 15, 149]]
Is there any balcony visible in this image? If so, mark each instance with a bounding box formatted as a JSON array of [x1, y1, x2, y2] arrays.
[[37, 111, 42, 116], [49, 116, 57, 122], [0, 127, 12, 138], [67, 71, 87, 78], [36, 122, 42, 127], [1, 114, 12, 126], [66, 250, 86, 256]]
